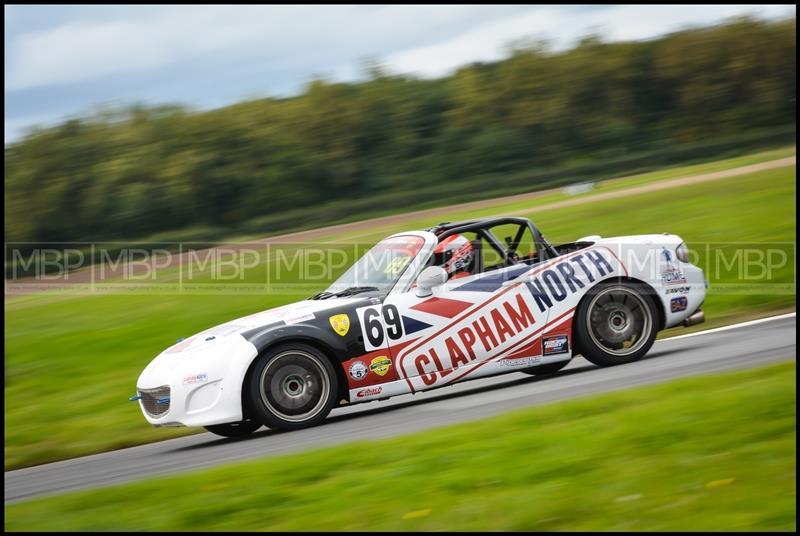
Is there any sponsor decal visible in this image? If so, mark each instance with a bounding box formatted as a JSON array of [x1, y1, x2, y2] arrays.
[[524, 249, 616, 313], [661, 247, 672, 262], [499, 356, 542, 367], [542, 334, 569, 355], [349, 361, 368, 381], [329, 314, 351, 336], [398, 249, 624, 386], [412, 292, 536, 385], [166, 336, 196, 353], [356, 386, 382, 398], [370, 355, 392, 376], [661, 267, 687, 286], [284, 313, 315, 324], [358, 304, 405, 351], [207, 324, 247, 337], [384, 256, 411, 275], [400, 249, 621, 388], [670, 296, 688, 313], [183, 373, 208, 385], [665, 286, 691, 295]]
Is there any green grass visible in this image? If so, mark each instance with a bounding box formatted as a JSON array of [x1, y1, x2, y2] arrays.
[[6, 146, 793, 277], [589, 145, 795, 191], [451, 145, 798, 216], [4, 151, 796, 470], [5, 362, 796, 531], [173, 143, 796, 244], [181, 145, 800, 245]]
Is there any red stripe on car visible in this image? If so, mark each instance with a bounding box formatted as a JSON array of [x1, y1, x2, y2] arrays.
[[410, 297, 474, 318]]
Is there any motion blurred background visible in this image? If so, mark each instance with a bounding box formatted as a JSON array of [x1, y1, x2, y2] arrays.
[[4, 5, 796, 531], [4, 5, 796, 247]]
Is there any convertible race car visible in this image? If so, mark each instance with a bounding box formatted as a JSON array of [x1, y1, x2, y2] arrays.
[[133, 217, 706, 437]]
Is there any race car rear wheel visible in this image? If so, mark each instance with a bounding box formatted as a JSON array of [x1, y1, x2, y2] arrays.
[[574, 281, 658, 367], [204, 419, 262, 438], [247, 343, 338, 431]]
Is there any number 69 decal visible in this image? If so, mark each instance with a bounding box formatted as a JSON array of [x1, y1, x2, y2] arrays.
[[357, 304, 405, 351]]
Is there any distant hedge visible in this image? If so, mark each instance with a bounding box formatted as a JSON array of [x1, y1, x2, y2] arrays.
[[5, 16, 795, 246]]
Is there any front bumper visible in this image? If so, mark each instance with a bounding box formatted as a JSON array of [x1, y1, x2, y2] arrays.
[[135, 334, 259, 428]]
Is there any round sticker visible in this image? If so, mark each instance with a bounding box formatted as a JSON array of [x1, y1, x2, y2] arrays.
[[349, 361, 368, 381], [370, 356, 392, 376]]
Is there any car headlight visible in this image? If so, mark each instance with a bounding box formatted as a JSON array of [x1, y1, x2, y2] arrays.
[[675, 242, 689, 263]]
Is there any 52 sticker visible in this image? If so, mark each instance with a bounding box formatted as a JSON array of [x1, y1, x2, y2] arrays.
[[357, 304, 405, 351], [384, 256, 411, 275]]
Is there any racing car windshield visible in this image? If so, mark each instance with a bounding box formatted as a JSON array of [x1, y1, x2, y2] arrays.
[[323, 235, 425, 296]]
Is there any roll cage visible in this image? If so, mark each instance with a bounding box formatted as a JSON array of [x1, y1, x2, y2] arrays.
[[426, 217, 560, 270], [315, 218, 561, 299]]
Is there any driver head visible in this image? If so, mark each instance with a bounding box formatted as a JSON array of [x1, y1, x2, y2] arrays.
[[434, 234, 474, 278]]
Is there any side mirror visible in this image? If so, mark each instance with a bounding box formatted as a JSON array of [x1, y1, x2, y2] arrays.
[[415, 266, 448, 298]]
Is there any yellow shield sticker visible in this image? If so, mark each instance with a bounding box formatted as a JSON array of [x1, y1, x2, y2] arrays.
[[370, 355, 392, 376], [329, 314, 350, 337]]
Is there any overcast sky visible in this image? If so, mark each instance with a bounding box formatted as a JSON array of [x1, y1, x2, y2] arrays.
[[4, 4, 795, 143]]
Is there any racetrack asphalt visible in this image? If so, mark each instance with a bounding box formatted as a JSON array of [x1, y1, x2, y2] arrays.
[[4, 313, 796, 504]]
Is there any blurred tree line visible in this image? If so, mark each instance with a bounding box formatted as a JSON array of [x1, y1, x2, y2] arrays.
[[4, 16, 796, 244]]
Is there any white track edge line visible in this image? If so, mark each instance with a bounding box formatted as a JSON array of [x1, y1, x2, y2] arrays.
[[660, 312, 796, 342]]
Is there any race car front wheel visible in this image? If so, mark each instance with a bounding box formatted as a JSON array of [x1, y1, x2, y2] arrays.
[[247, 343, 338, 431], [574, 281, 658, 367]]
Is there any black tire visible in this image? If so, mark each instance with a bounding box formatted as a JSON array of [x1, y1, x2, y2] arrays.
[[574, 280, 659, 367], [521, 360, 570, 376], [246, 342, 338, 431], [204, 419, 262, 437]]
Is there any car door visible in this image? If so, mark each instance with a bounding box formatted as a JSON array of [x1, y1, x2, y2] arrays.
[[383, 231, 551, 393]]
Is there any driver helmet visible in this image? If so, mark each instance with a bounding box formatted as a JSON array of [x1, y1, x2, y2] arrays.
[[433, 234, 474, 279]]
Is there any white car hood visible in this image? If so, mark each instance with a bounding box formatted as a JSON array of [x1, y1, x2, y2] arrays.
[[155, 297, 362, 357], [138, 296, 366, 386]]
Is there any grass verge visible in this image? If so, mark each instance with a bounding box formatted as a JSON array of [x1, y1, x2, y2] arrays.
[[5, 361, 796, 531]]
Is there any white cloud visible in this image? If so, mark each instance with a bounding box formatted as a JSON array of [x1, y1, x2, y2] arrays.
[[11, 5, 793, 91], [4, 5, 795, 143], [384, 7, 565, 77], [384, 4, 796, 78], [596, 4, 794, 41], [7, 6, 284, 90], [5, 5, 531, 91]]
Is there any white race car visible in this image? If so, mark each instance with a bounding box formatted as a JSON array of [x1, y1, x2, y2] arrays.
[[133, 217, 706, 437]]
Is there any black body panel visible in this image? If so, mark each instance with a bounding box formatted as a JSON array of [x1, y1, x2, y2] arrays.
[[240, 297, 378, 363]]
